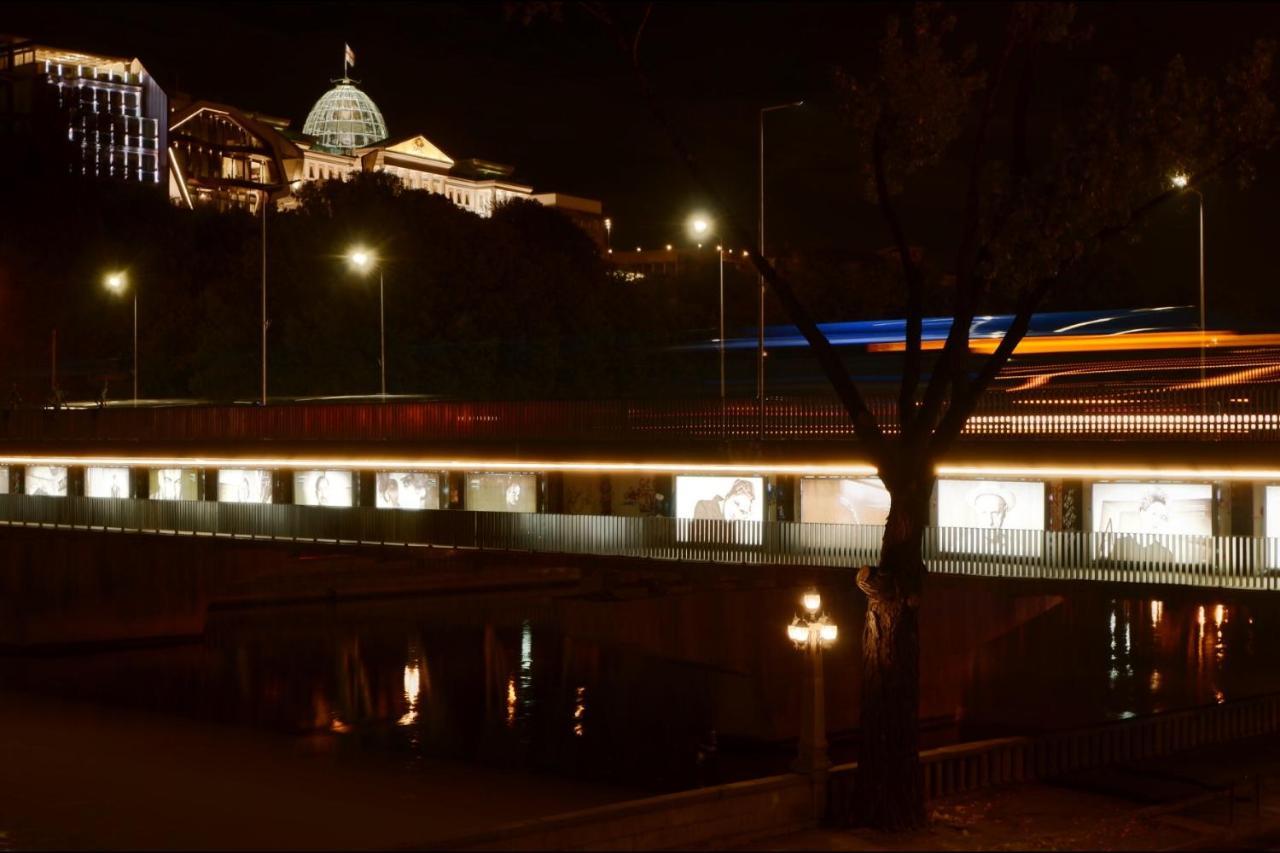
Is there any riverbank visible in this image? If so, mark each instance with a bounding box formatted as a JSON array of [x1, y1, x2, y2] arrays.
[[0, 689, 636, 850]]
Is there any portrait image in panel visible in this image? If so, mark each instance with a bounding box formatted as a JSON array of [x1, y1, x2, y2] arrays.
[[936, 479, 1045, 555], [85, 466, 130, 499], [217, 468, 273, 504], [799, 477, 890, 526], [376, 472, 440, 510], [1092, 482, 1212, 562], [293, 470, 354, 507], [466, 473, 537, 513], [149, 468, 199, 501], [675, 476, 764, 522], [25, 465, 67, 497]]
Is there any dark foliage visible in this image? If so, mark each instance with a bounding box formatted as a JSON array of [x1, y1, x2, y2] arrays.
[[0, 170, 695, 402]]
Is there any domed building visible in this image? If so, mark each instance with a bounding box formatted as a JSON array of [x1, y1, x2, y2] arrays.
[[166, 55, 605, 249], [300, 79, 387, 154]]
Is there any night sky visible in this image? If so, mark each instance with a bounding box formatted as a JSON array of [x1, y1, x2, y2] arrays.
[[8, 1, 1280, 321]]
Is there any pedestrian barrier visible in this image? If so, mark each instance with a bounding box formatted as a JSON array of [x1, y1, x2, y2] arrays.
[[1, 494, 1277, 591], [827, 691, 1280, 804]]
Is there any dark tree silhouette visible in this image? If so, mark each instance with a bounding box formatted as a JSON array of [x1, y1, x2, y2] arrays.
[[531, 0, 1280, 829]]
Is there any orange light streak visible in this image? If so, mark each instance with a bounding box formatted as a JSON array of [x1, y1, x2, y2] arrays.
[[870, 331, 1280, 354]]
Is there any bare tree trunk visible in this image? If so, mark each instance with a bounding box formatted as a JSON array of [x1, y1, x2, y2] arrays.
[[848, 471, 930, 830]]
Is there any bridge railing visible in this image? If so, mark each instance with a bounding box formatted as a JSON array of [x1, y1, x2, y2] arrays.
[[2, 494, 1278, 590], [0, 383, 1278, 443]]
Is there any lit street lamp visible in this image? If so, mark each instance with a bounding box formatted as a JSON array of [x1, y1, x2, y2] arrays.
[[1171, 172, 1207, 402], [103, 271, 137, 405], [787, 589, 836, 778], [346, 247, 387, 399], [759, 100, 804, 440], [687, 214, 725, 409]]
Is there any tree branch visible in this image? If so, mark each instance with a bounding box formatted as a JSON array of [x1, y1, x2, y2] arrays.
[[578, 0, 888, 457], [871, 122, 925, 437], [913, 24, 1019, 444]]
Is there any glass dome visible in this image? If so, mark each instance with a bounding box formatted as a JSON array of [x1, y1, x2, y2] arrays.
[[302, 80, 387, 153]]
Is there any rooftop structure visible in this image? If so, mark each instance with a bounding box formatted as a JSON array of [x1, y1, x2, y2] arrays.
[[169, 58, 605, 243], [300, 79, 387, 153]]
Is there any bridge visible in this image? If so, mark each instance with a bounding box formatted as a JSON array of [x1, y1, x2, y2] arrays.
[[1, 492, 1276, 592], [2, 387, 1280, 594]]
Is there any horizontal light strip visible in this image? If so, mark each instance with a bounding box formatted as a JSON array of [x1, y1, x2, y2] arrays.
[[0, 454, 1278, 482], [936, 464, 1280, 482], [0, 455, 879, 477]]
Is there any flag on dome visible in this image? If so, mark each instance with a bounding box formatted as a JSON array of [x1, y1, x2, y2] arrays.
[[344, 44, 356, 68]]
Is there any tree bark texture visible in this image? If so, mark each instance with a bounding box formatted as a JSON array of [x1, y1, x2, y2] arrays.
[[847, 479, 929, 830]]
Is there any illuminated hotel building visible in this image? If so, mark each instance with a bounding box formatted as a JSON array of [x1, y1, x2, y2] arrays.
[[168, 73, 605, 243], [0, 36, 167, 184]]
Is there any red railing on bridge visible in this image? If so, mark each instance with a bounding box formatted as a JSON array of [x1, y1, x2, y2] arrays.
[[0, 384, 1277, 443]]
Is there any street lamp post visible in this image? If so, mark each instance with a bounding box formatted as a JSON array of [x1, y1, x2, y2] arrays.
[[347, 247, 387, 399], [1171, 173, 1206, 407], [261, 198, 268, 406], [104, 271, 137, 405], [786, 589, 837, 781], [759, 101, 804, 441], [688, 215, 725, 413]]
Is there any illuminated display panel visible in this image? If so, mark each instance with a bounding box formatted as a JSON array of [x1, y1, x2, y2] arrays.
[[799, 477, 890, 525], [25, 466, 67, 497], [376, 472, 440, 510], [85, 466, 130, 499], [466, 472, 536, 513], [937, 480, 1045, 530], [216, 468, 273, 504], [293, 470, 354, 507], [1091, 482, 1212, 562], [675, 475, 764, 522], [674, 475, 764, 546], [0, 466, 9, 495], [936, 479, 1045, 556], [1268, 486, 1280, 539], [149, 468, 199, 501]]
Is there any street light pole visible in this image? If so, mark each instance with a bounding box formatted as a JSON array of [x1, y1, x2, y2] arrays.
[[1172, 174, 1206, 408], [1197, 190, 1206, 399], [346, 247, 387, 401], [379, 267, 386, 399], [261, 199, 268, 406], [786, 590, 837, 818], [759, 101, 803, 441], [103, 271, 136, 405], [132, 289, 138, 405], [718, 246, 725, 406]]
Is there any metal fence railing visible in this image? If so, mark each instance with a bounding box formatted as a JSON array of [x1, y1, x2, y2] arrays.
[[3, 494, 1278, 591], [1, 384, 1278, 443], [828, 690, 1280, 806]]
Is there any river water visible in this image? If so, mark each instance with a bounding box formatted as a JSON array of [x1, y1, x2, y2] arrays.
[[2, 576, 1277, 796]]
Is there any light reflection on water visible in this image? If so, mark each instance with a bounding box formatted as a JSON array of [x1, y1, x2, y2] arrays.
[[1, 587, 1278, 792]]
